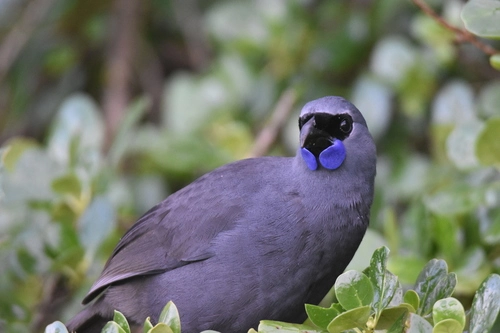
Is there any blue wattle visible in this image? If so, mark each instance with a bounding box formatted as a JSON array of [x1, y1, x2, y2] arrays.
[[319, 140, 346, 170], [301, 148, 318, 170]]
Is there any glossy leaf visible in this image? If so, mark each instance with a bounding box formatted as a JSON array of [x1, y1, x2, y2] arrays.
[[1, 147, 63, 203], [386, 311, 407, 333], [366, 247, 399, 320], [375, 306, 409, 330], [334, 270, 374, 310], [51, 173, 82, 197], [158, 301, 181, 333], [257, 320, 322, 332], [327, 305, 371, 333], [102, 321, 127, 333], [1, 137, 39, 172], [478, 81, 500, 117], [305, 303, 342, 330], [476, 117, 500, 166], [446, 120, 484, 170], [431, 80, 476, 125], [491, 54, 500, 70], [351, 75, 392, 140], [432, 298, 465, 329], [404, 290, 420, 312], [147, 323, 174, 333], [113, 310, 131, 333], [414, 260, 457, 316], [432, 319, 463, 333], [47, 93, 104, 168], [44, 321, 69, 333], [406, 313, 433, 333], [143, 317, 154, 333], [78, 196, 116, 259], [370, 36, 418, 85], [461, 0, 500, 39], [108, 96, 150, 168], [469, 274, 500, 333]]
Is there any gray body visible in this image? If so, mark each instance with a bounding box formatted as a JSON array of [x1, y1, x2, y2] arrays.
[[67, 96, 376, 333]]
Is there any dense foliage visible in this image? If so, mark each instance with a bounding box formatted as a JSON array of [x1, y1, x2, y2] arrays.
[[1, 0, 500, 332]]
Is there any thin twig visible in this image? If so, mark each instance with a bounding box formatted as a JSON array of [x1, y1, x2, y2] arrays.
[[102, 0, 142, 151], [412, 0, 499, 56], [249, 88, 297, 158], [0, 0, 57, 83], [172, 0, 211, 70]]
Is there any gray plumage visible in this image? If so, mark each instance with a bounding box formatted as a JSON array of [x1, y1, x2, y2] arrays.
[[66, 96, 376, 333]]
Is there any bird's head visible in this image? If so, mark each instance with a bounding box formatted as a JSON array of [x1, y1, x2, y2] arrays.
[[298, 96, 375, 173]]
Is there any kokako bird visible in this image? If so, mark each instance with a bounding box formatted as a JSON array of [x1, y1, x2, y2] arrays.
[[67, 96, 377, 333]]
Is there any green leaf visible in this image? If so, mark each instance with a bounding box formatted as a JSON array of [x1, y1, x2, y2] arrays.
[[47, 93, 104, 168], [143, 317, 154, 333], [375, 306, 409, 330], [78, 196, 116, 259], [334, 270, 374, 310], [406, 313, 433, 333], [108, 96, 150, 168], [404, 290, 420, 312], [327, 305, 371, 333], [432, 319, 463, 333], [432, 298, 465, 329], [446, 120, 484, 170], [51, 173, 82, 197], [1, 137, 39, 172], [386, 311, 408, 333], [461, 0, 500, 39], [491, 54, 500, 71], [257, 320, 322, 332], [431, 80, 475, 126], [147, 323, 175, 333], [102, 321, 127, 333], [113, 310, 131, 333], [157, 301, 181, 333], [44, 321, 69, 333], [479, 81, 500, 117], [414, 260, 456, 316], [483, 213, 500, 245], [429, 215, 461, 264], [469, 274, 500, 333], [476, 117, 500, 166], [424, 184, 485, 216], [366, 246, 399, 320], [305, 303, 343, 330]]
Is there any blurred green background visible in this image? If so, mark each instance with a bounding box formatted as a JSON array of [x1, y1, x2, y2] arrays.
[[1, 0, 500, 332]]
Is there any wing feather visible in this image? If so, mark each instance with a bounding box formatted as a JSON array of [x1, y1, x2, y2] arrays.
[[82, 163, 248, 304]]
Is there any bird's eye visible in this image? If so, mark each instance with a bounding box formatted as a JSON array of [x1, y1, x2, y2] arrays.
[[339, 117, 352, 134]]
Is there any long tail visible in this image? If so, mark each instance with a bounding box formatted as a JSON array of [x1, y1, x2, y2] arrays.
[[66, 307, 109, 333]]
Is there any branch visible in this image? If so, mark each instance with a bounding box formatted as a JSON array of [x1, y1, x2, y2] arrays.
[[172, 0, 211, 70], [412, 0, 499, 56], [102, 0, 142, 151], [249, 88, 297, 158], [0, 0, 57, 83]]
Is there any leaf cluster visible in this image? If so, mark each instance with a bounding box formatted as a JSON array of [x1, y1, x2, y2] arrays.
[[44, 247, 500, 333]]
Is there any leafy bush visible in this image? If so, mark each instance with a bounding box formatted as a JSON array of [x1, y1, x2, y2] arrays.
[[1, 0, 500, 332], [44, 247, 500, 333]]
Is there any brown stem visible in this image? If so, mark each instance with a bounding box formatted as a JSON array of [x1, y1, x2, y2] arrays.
[[250, 88, 297, 158], [172, 0, 211, 70], [102, 0, 142, 151], [412, 0, 499, 56], [0, 0, 57, 83]]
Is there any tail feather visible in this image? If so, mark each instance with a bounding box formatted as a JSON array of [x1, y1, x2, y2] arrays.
[[66, 307, 108, 333]]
